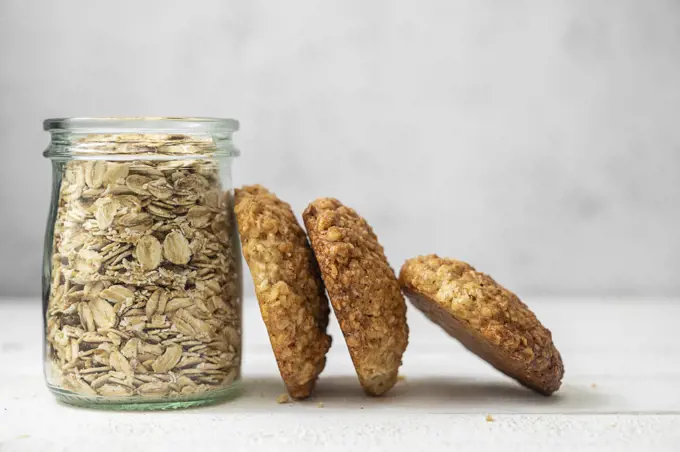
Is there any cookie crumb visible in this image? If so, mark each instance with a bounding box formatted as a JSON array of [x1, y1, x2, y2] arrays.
[[485, 415, 494, 422], [591, 383, 597, 388], [317, 402, 324, 408], [397, 375, 407, 381], [276, 393, 290, 404]]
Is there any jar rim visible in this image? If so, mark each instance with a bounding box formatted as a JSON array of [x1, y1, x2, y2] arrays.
[[44, 117, 239, 134]]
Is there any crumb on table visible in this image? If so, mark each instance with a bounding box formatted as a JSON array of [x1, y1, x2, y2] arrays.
[[317, 402, 324, 408], [397, 375, 407, 381], [276, 393, 290, 404], [591, 383, 597, 388], [485, 415, 494, 422]]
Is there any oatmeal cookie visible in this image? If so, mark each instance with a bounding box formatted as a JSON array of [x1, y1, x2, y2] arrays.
[[399, 255, 564, 395], [303, 198, 408, 396], [235, 185, 331, 399]]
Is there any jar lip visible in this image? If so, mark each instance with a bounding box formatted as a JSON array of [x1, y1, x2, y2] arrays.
[[44, 117, 239, 133]]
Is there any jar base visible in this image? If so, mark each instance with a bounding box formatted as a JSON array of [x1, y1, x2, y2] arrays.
[[48, 382, 242, 411]]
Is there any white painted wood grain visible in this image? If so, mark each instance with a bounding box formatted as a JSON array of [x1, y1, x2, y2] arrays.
[[1, 298, 679, 451]]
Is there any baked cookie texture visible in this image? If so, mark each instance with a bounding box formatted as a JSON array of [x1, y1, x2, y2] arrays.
[[303, 198, 408, 396], [399, 255, 564, 395], [234, 185, 331, 399]]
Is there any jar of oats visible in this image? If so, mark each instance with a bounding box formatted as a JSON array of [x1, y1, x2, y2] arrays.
[[42, 117, 242, 409]]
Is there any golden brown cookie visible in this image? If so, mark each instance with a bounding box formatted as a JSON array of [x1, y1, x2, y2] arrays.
[[235, 185, 331, 399], [399, 255, 564, 395], [303, 198, 408, 396]]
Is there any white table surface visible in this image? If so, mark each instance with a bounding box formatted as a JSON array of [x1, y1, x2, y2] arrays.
[[1, 297, 679, 452]]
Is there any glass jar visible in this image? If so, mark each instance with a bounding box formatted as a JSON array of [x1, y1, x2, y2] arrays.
[[42, 117, 242, 410]]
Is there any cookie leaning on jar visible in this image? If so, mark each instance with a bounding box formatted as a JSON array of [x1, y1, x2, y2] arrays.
[[234, 185, 331, 400]]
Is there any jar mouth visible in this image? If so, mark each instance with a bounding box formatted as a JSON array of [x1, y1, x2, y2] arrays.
[[44, 117, 240, 159], [44, 117, 239, 134]]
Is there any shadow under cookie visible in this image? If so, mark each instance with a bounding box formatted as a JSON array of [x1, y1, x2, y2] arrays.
[[215, 375, 610, 414]]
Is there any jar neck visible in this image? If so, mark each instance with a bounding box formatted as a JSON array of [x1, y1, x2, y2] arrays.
[[45, 132, 239, 161], [43, 117, 240, 160]]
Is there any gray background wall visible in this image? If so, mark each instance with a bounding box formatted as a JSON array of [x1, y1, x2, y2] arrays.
[[1, 0, 678, 298]]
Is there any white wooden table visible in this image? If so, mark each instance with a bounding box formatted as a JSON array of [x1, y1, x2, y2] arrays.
[[1, 297, 679, 451]]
